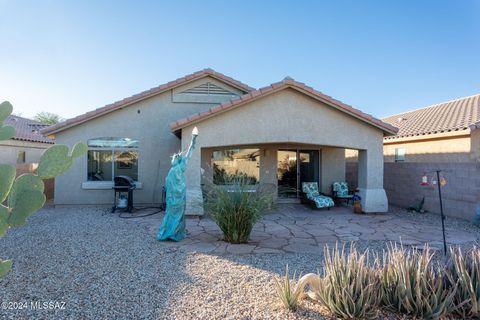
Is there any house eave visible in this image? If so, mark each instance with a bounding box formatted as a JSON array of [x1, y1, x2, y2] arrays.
[[383, 129, 471, 144], [170, 83, 398, 136], [41, 69, 254, 136]]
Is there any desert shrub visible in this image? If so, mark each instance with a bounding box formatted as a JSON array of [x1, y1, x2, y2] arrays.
[[379, 244, 457, 319], [446, 246, 480, 318], [274, 265, 303, 311], [203, 174, 274, 243], [314, 244, 381, 319]]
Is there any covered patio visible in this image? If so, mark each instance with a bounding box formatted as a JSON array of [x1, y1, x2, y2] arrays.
[[170, 79, 398, 215]]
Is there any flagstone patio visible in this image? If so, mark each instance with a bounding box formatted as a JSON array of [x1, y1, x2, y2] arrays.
[[137, 204, 479, 255]]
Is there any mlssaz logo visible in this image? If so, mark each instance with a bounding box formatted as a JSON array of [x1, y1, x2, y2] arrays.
[[30, 301, 66, 310]]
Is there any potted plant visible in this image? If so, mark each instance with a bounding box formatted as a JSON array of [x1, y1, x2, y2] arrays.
[[353, 194, 362, 214]]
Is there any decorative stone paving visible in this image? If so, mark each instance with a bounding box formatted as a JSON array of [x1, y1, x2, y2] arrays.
[[132, 204, 479, 255]]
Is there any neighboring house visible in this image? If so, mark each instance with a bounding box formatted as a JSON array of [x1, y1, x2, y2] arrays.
[[382, 94, 480, 163], [343, 93, 480, 221], [42, 69, 397, 215], [0, 115, 54, 165]]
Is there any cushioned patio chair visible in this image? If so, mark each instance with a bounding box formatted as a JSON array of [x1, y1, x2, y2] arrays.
[[332, 182, 354, 206], [301, 182, 334, 210]]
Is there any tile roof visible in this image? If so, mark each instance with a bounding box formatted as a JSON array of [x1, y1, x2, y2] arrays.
[[41, 69, 254, 135], [5, 115, 54, 144], [382, 93, 480, 140], [170, 78, 398, 135]]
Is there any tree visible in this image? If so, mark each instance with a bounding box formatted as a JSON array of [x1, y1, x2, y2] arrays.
[[34, 112, 63, 125]]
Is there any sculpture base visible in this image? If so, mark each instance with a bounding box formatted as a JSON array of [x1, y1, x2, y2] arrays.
[[185, 187, 204, 216]]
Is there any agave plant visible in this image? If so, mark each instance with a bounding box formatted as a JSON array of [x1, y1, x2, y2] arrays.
[[274, 265, 303, 311], [379, 243, 457, 319], [308, 244, 381, 319], [447, 246, 480, 318]]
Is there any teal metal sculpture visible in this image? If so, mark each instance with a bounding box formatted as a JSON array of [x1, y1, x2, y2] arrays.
[[157, 127, 198, 241]]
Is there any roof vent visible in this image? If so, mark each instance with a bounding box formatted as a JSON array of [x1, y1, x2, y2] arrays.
[[397, 117, 407, 122], [181, 82, 235, 96]]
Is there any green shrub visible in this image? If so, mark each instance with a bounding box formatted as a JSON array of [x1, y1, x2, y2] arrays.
[[447, 246, 480, 318], [274, 265, 303, 311], [204, 174, 274, 243], [314, 244, 381, 319], [379, 244, 457, 319]]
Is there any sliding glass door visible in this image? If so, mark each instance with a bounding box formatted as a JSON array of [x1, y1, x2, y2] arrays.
[[277, 149, 319, 198]]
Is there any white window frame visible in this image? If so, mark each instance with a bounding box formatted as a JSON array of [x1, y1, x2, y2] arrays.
[[87, 147, 138, 179], [394, 147, 405, 162]]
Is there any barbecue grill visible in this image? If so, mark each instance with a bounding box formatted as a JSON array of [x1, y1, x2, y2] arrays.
[[112, 175, 136, 213]]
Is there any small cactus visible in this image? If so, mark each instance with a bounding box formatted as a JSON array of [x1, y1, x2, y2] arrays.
[[0, 101, 86, 277], [0, 260, 12, 278], [0, 164, 16, 202], [0, 102, 15, 141]]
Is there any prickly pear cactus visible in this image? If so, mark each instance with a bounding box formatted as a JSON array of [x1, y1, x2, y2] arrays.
[[0, 101, 86, 277], [0, 102, 15, 141]]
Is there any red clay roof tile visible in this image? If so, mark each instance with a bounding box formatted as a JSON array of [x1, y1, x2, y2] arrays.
[[42, 69, 254, 135], [5, 115, 54, 144], [383, 93, 480, 140]]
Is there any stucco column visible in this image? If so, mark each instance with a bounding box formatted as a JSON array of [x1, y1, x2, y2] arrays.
[[321, 147, 346, 194], [357, 145, 388, 213], [259, 146, 278, 201], [471, 127, 480, 162], [182, 129, 204, 216]]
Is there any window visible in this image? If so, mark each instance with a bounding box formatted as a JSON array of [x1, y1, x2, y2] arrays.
[[395, 147, 405, 162], [87, 137, 139, 181], [212, 148, 260, 185], [17, 151, 26, 164]]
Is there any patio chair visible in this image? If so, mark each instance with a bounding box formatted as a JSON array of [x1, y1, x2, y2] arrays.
[[332, 182, 354, 206], [301, 182, 334, 210]]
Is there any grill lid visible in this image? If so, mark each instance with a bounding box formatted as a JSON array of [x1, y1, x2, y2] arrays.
[[114, 175, 135, 187]]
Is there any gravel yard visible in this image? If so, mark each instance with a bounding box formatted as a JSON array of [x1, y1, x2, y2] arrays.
[[0, 206, 478, 319]]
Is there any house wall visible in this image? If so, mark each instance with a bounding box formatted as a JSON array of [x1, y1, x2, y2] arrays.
[[0, 139, 50, 165], [321, 147, 346, 194], [471, 128, 480, 162], [182, 88, 388, 214], [345, 162, 480, 221], [349, 129, 478, 163], [345, 129, 480, 221], [383, 135, 472, 163], [53, 76, 244, 205]]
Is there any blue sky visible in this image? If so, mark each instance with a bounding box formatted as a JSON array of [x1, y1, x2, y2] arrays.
[[0, 0, 479, 120]]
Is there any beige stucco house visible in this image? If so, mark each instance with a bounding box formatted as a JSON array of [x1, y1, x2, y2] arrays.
[[0, 115, 54, 165], [381, 93, 480, 163], [42, 69, 397, 215]]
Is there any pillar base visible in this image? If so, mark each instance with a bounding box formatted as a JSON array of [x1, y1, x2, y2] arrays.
[[185, 187, 204, 216], [358, 188, 388, 213]]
